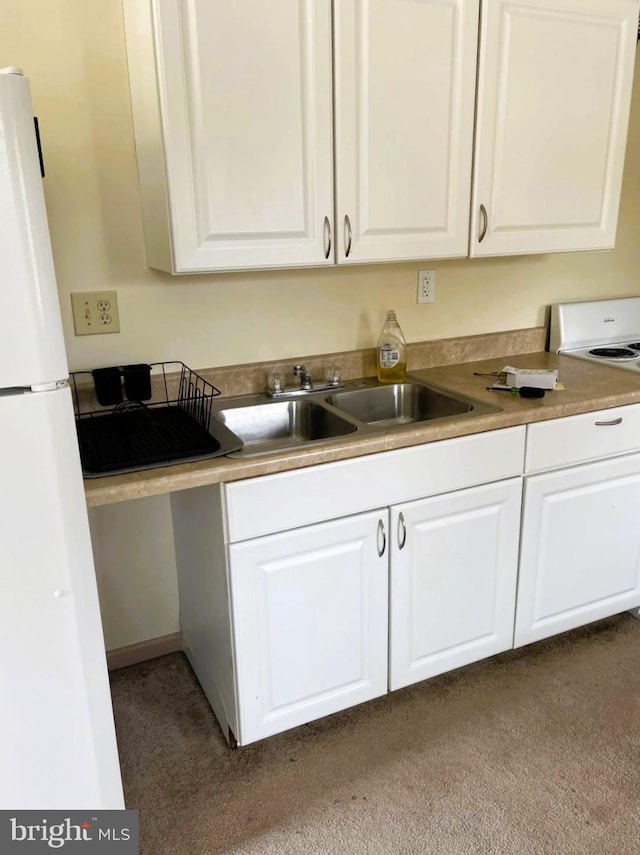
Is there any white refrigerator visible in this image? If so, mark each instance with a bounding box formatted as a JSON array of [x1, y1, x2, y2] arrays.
[[0, 68, 124, 808]]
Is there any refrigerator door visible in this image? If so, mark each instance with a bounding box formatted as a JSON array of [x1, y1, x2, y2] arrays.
[[0, 385, 124, 808], [0, 68, 68, 389]]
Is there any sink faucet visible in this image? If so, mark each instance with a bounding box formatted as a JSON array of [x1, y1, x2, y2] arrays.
[[266, 364, 343, 398], [293, 363, 313, 390]]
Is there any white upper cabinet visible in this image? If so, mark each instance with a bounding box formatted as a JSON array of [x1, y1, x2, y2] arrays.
[[124, 0, 639, 273], [471, 0, 639, 257], [334, 0, 479, 263], [125, 0, 478, 272], [123, 0, 335, 272]]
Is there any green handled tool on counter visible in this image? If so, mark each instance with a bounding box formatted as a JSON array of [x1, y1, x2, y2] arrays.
[[487, 385, 545, 398]]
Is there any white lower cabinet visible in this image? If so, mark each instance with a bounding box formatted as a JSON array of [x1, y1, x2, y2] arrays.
[[231, 478, 524, 743], [229, 509, 389, 745], [171, 407, 640, 744], [514, 453, 640, 647], [172, 427, 527, 745], [389, 479, 522, 690]]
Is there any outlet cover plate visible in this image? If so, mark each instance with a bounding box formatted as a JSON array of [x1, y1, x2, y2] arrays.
[[71, 290, 120, 335], [417, 270, 436, 303]]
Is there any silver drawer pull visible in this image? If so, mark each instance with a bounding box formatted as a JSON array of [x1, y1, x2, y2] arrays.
[[344, 214, 352, 257], [594, 417, 623, 426], [398, 512, 407, 550], [323, 215, 332, 259], [377, 519, 386, 557], [478, 204, 488, 243]]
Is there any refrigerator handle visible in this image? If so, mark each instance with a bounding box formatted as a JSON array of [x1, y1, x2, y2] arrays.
[[33, 117, 45, 177]]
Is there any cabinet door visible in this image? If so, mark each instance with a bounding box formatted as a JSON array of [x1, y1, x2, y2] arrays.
[[389, 478, 522, 691], [515, 454, 640, 647], [471, 0, 638, 257], [125, 0, 334, 272], [334, 0, 480, 263], [229, 510, 389, 745]]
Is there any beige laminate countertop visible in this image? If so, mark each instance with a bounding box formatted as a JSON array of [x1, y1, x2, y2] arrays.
[[84, 350, 640, 508]]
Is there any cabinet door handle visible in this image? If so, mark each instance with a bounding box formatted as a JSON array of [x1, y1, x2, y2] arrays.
[[377, 519, 386, 557], [323, 216, 332, 259], [398, 512, 407, 550], [478, 204, 488, 243], [344, 214, 352, 257], [594, 417, 623, 426]]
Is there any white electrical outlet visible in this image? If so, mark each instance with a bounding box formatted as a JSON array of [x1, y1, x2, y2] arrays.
[[417, 270, 436, 303], [71, 290, 120, 335]]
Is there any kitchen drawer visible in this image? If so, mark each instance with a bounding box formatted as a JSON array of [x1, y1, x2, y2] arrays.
[[223, 426, 525, 542], [525, 404, 640, 474]]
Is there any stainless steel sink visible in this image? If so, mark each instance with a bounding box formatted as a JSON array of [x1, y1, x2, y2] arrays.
[[211, 376, 500, 458], [214, 398, 358, 456], [326, 382, 473, 427]]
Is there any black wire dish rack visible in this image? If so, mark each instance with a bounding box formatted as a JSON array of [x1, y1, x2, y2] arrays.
[[70, 362, 243, 477]]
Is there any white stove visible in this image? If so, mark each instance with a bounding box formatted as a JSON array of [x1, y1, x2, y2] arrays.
[[550, 297, 640, 372]]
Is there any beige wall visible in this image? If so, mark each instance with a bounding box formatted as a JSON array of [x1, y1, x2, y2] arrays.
[[1, 1, 639, 375], [3, 2, 639, 650], [87, 497, 178, 650]]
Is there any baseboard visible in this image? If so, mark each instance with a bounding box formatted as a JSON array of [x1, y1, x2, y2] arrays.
[[107, 632, 183, 671]]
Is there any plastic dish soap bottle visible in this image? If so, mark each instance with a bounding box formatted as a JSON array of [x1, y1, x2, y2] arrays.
[[377, 309, 407, 383]]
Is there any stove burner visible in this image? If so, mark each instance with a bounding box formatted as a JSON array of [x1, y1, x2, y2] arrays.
[[588, 347, 638, 360]]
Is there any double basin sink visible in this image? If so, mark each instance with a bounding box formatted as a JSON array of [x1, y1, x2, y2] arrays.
[[210, 376, 501, 458]]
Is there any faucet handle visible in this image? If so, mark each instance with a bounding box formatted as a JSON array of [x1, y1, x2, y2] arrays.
[[326, 365, 342, 387], [267, 372, 285, 394]]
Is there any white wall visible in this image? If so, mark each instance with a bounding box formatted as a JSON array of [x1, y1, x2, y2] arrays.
[[1, 2, 639, 648]]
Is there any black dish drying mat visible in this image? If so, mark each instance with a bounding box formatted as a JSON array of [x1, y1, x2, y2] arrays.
[[76, 403, 221, 477]]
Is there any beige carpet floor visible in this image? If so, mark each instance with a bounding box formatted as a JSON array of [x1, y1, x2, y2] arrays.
[[109, 614, 640, 855]]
